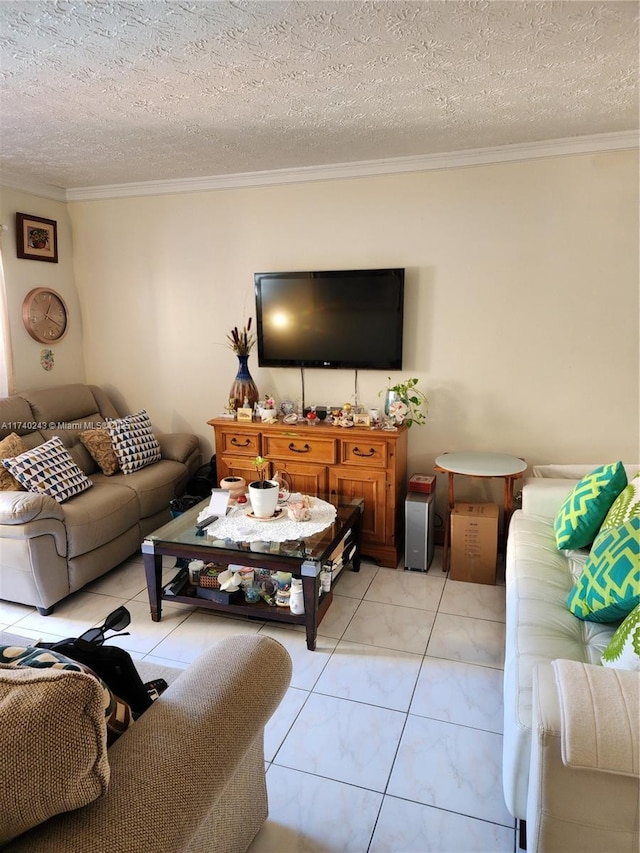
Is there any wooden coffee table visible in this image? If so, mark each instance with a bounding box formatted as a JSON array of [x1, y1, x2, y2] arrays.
[[142, 495, 363, 650]]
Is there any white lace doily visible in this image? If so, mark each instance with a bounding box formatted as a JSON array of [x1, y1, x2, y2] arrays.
[[198, 495, 337, 543]]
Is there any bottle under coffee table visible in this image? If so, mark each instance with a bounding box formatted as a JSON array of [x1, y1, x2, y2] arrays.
[[142, 495, 363, 651]]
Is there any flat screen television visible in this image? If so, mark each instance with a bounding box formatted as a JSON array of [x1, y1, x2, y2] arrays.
[[254, 268, 404, 370]]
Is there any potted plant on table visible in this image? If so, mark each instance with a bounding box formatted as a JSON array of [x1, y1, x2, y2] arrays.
[[248, 456, 279, 518], [381, 377, 428, 427]]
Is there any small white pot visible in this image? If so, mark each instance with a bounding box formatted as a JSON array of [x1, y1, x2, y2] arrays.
[[248, 479, 279, 518]]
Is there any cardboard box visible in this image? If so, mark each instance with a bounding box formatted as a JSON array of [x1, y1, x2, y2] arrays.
[[450, 503, 498, 585], [409, 473, 435, 494]]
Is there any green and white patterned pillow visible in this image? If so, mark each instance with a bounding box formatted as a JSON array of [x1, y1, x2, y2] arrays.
[[107, 409, 161, 474], [1, 435, 92, 503], [567, 517, 640, 622], [601, 604, 640, 671], [601, 472, 640, 531], [554, 462, 627, 550]]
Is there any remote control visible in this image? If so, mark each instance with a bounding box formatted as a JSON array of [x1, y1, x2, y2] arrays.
[[195, 514, 218, 530], [165, 567, 188, 596]]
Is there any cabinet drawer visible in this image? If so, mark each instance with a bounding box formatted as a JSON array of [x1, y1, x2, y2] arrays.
[[340, 438, 388, 468], [264, 433, 337, 464], [218, 430, 261, 456]]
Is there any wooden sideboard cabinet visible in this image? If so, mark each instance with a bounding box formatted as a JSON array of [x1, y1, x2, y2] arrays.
[[208, 417, 408, 568]]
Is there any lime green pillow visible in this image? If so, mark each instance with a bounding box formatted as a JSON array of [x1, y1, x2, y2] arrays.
[[554, 462, 627, 550], [601, 603, 640, 670], [567, 517, 640, 622], [601, 472, 640, 531]]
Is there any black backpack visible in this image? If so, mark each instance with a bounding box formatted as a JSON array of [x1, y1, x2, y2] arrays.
[[36, 606, 163, 716]]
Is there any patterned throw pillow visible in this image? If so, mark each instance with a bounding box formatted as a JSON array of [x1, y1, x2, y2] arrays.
[[79, 428, 120, 476], [0, 432, 27, 491], [107, 410, 161, 474], [602, 604, 640, 670], [566, 517, 640, 622], [0, 645, 133, 744], [601, 472, 640, 531], [554, 462, 627, 550], [1, 436, 92, 503]]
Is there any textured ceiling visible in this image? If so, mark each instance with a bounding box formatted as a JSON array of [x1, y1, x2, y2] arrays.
[[0, 0, 638, 191]]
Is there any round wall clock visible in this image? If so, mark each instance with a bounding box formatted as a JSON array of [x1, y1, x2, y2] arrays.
[[22, 287, 68, 343]]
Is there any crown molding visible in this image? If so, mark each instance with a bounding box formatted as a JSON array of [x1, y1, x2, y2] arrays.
[[64, 130, 640, 201], [2, 131, 638, 203], [0, 173, 67, 202]]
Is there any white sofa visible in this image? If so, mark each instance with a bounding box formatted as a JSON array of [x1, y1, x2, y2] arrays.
[[503, 465, 639, 852]]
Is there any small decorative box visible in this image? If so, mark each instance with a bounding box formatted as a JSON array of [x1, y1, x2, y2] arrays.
[[199, 564, 223, 589], [409, 474, 435, 494], [196, 586, 242, 604]]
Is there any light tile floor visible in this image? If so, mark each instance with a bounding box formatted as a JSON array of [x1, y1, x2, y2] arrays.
[[0, 549, 516, 853]]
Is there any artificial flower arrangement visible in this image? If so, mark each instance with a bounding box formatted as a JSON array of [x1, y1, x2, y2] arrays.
[[227, 318, 255, 355], [382, 377, 428, 427]]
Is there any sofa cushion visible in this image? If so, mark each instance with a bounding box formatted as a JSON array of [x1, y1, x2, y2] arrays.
[[0, 645, 133, 744], [554, 462, 627, 550], [0, 433, 27, 491], [0, 666, 110, 844], [80, 428, 120, 476], [62, 479, 139, 557], [107, 410, 161, 474], [601, 472, 640, 530], [602, 604, 640, 671], [566, 518, 640, 622], [1, 436, 93, 503], [91, 459, 188, 519]]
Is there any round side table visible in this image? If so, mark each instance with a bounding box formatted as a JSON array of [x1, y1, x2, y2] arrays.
[[434, 451, 527, 572]]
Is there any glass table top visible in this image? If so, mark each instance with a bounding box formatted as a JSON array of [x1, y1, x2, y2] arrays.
[[145, 495, 364, 561]]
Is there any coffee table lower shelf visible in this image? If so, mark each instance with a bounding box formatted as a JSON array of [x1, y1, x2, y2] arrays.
[[166, 585, 333, 628], [143, 553, 341, 651]]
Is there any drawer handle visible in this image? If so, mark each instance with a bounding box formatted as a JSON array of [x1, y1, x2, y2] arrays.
[[353, 447, 375, 458], [289, 442, 311, 453], [230, 438, 251, 447]]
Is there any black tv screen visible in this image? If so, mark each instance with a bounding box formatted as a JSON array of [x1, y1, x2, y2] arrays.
[[254, 268, 404, 370]]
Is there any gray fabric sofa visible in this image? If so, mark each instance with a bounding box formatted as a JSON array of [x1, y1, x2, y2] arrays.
[[0, 384, 201, 614], [503, 465, 639, 852], [1, 632, 292, 852]]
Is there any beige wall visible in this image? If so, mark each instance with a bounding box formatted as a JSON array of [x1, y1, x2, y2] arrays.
[[0, 187, 86, 391], [66, 151, 638, 507]]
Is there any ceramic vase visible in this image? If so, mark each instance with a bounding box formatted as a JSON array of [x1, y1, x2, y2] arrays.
[[248, 479, 279, 518], [230, 354, 259, 411]]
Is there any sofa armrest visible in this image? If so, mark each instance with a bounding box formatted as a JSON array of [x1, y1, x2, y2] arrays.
[[0, 491, 64, 525], [527, 662, 640, 853], [521, 478, 577, 519], [7, 635, 292, 853], [553, 659, 639, 777], [157, 432, 200, 465]]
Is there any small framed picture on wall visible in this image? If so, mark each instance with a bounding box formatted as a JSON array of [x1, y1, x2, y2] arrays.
[[16, 213, 58, 263]]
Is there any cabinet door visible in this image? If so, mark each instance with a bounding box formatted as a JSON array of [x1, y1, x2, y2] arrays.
[[329, 468, 387, 545], [217, 455, 258, 485], [275, 459, 328, 495]]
